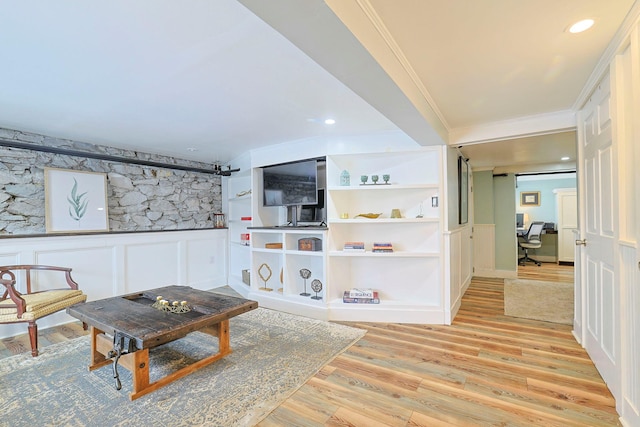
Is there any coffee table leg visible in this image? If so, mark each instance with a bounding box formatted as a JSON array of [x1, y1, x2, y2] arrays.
[[89, 327, 112, 370], [131, 348, 150, 397]]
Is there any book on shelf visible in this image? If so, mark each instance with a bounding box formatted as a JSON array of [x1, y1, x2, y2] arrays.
[[343, 241, 365, 252], [343, 291, 380, 304], [348, 288, 374, 298], [372, 242, 394, 253]]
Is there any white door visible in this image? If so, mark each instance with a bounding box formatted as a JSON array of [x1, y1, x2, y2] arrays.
[[555, 189, 577, 263], [577, 72, 620, 400]]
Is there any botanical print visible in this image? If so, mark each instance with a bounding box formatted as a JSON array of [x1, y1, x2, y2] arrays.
[[67, 178, 89, 224], [45, 168, 108, 233]]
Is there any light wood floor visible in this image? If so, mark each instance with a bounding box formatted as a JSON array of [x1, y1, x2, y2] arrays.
[[2, 263, 619, 426]]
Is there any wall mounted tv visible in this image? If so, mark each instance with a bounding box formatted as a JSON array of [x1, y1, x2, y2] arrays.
[[262, 159, 319, 207]]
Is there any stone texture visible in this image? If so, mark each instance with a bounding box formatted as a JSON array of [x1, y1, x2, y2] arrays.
[[0, 127, 223, 235]]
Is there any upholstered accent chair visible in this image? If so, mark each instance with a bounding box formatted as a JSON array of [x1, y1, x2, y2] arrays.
[[0, 265, 87, 356]]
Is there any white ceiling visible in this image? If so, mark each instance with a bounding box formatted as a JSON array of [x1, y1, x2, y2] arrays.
[[0, 0, 637, 172]]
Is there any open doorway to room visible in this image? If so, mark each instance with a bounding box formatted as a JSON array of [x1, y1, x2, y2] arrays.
[[515, 173, 576, 283]]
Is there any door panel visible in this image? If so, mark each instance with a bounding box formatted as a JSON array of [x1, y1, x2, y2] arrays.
[[579, 71, 619, 399]]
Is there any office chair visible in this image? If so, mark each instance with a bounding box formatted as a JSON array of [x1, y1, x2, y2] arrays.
[[518, 221, 545, 266]]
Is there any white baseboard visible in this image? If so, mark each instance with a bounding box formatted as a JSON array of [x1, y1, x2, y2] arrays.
[[474, 269, 517, 279]]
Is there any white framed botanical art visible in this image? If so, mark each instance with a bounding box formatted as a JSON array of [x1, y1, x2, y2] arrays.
[[44, 168, 109, 233]]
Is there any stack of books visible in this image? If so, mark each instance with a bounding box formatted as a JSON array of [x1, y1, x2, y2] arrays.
[[343, 241, 365, 252], [372, 242, 394, 253], [343, 288, 380, 304]]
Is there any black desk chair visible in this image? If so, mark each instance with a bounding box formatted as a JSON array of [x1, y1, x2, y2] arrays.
[[518, 221, 545, 266]]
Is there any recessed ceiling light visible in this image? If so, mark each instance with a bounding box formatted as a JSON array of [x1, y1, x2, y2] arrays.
[[186, 147, 198, 152], [561, 156, 570, 161], [324, 119, 336, 125], [568, 19, 594, 34]]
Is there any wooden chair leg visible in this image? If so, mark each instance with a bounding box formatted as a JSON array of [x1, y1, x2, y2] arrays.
[[28, 321, 39, 357]]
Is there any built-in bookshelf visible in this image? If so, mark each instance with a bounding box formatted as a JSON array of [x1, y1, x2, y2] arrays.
[[226, 147, 445, 323]]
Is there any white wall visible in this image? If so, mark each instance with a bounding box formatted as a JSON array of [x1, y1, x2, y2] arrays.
[[0, 229, 227, 339]]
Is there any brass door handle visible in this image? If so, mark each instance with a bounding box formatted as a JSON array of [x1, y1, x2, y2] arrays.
[[575, 239, 587, 246]]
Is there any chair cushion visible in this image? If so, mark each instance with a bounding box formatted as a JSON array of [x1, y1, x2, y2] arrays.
[[0, 290, 86, 322], [520, 241, 541, 249]]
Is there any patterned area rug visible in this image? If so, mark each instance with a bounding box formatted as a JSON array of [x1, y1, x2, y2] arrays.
[[0, 308, 365, 426], [504, 279, 574, 325]]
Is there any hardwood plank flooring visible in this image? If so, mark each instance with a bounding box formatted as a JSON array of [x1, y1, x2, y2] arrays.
[[2, 263, 619, 426]]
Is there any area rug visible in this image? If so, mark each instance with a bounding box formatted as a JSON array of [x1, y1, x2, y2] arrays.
[[0, 308, 365, 426], [504, 278, 574, 325]]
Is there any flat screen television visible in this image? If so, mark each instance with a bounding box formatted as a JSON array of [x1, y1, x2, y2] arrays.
[[263, 159, 318, 207]]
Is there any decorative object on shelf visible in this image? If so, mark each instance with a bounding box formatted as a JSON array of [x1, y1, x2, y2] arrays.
[[299, 268, 311, 296], [340, 212, 349, 219], [390, 208, 402, 218], [258, 263, 273, 291], [310, 279, 323, 300], [355, 213, 381, 219], [360, 175, 368, 185], [371, 174, 379, 184], [278, 268, 283, 293], [383, 174, 390, 184], [265, 242, 283, 249], [416, 202, 424, 218], [298, 237, 322, 251], [151, 296, 191, 313], [340, 170, 350, 186], [235, 189, 252, 198], [213, 213, 226, 228]]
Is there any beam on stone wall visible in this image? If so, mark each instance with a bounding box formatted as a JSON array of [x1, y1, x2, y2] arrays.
[[0, 139, 240, 176]]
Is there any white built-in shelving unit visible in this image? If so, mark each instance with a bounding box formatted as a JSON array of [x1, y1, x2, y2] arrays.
[[226, 147, 446, 323]]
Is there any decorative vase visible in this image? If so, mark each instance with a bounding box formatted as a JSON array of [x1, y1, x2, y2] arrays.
[[340, 170, 350, 186]]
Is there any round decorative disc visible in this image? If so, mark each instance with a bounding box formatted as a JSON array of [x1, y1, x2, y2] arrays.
[[310, 279, 323, 293], [299, 268, 311, 279]]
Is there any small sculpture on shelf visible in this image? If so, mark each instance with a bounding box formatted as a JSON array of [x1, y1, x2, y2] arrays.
[[383, 174, 390, 184], [299, 268, 311, 296], [258, 263, 273, 291], [310, 279, 323, 300]]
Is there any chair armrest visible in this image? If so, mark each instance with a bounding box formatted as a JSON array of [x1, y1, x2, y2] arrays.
[[0, 265, 80, 292], [0, 277, 26, 317]]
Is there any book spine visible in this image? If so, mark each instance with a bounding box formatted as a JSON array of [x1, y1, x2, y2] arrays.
[[342, 297, 380, 304]]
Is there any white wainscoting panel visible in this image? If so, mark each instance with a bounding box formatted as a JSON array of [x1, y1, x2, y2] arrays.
[[0, 229, 228, 339], [473, 224, 495, 277]]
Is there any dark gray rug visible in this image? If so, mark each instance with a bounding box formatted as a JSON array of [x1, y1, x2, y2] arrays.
[[0, 308, 365, 426]]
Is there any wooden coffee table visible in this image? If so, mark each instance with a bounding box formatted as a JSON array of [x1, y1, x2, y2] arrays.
[[67, 285, 258, 400]]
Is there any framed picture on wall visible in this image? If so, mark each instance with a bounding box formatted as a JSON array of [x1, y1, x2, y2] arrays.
[[458, 156, 469, 224], [44, 168, 109, 233], [520, 191, 540, 206]]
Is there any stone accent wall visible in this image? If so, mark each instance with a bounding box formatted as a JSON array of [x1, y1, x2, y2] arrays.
[[0, 128, 222, 235]]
